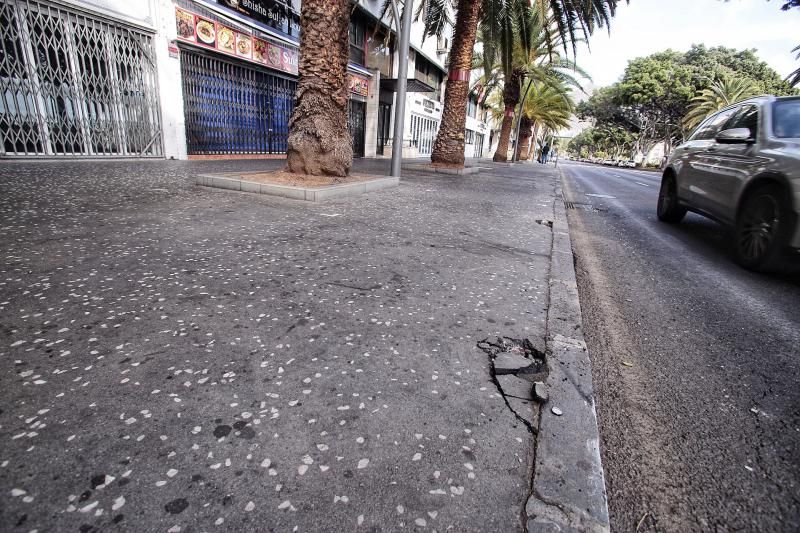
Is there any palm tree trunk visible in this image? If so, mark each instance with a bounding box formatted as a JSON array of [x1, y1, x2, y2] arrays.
[[493, 106, 515, 162], [528, 122, 539, 160], [515, 116, 533, 160], [430, 0, 482, 167], [286, 0, 352, 176], [492, 68, 523, 162]]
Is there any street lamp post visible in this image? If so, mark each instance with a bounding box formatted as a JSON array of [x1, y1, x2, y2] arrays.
[[390, 0, 414, 178]]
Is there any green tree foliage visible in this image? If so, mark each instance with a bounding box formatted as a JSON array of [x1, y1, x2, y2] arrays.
[[682, 45, 795, 95], [577, 45, 798, 156], [567, 126, 635, 159]]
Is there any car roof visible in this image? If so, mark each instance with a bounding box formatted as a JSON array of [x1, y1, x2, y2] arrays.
[[718, 95, 799, 113]]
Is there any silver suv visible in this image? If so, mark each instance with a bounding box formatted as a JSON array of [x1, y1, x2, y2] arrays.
[[657, 95, 800, 271]]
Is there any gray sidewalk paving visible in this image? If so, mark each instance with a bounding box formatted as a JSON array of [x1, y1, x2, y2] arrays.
[[1, 158, 571, 532]]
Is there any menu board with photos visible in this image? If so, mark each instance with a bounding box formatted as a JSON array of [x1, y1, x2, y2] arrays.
[[175, 7, 298, 75], [348, 74, 370, 97]]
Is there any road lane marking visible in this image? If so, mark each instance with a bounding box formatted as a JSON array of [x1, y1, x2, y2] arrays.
[[635, 182, 650, 187], [586, 193, 616, 199]]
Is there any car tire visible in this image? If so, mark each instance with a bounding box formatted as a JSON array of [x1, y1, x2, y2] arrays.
[[657, 174, 686, 223], [734, 184, 792, 272]]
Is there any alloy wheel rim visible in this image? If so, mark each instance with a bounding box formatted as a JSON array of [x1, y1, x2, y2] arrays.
[[738, 195, 779, 262]]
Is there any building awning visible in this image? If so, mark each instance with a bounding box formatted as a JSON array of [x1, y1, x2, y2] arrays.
[[380, 78, 436, 93]]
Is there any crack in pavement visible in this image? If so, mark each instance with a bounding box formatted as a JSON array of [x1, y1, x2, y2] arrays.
[[477, 336, 549, 435]]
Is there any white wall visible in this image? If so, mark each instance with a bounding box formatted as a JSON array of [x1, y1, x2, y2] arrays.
[[151, 0, 188, 159], [63, 0, 156, 26]]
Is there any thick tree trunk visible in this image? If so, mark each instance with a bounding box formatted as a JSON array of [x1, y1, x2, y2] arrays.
[[492, 68, 523, 162], [493, 106, 515, 162], [528, 122, 539, 160], [430, 0, 482, 167], [515, 116, 533, 160], [286, 0, 352, 176]]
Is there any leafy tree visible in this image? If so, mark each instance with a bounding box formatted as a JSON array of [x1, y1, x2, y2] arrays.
[[682, 45, 795, 95], [567, 125, 635, 159], [578, 45, 798, 157]]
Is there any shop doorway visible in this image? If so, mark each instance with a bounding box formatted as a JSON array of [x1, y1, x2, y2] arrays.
[[180, 49, 295, 155], [376, 102, 392, 155], [0, 0, 161, 157], [348, 99, 366, 158]]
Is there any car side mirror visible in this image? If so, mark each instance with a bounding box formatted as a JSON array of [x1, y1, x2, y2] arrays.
[[715, 128, 754, 144]]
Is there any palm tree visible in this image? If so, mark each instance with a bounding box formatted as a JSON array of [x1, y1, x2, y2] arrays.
[[286, 0, 352, 177], [483, 7, 585, 162], [683, 75, 758, 130], [429, 0, 483, 166], [419, 0, 624, 167], [788, 44, 800, 87], [517, 81, 574, 160]]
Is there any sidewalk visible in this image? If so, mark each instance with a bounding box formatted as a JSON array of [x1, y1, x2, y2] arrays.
[[0, 158, 596, 532]]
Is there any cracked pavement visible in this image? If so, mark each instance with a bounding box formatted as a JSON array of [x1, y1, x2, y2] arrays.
[[0, 159, 561, 532]]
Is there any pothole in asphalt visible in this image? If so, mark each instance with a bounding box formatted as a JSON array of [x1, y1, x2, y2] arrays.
[[477, 337, 549, 434]]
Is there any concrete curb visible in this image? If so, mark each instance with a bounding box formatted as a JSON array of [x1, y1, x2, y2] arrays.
[[525, 170, 609, 532], [403, 164, 481, 175], [196, 173, 398, 202]]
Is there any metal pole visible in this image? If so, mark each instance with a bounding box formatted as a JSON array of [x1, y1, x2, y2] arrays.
[[511, 77, 532, 162], [390, 0, 413, 177]]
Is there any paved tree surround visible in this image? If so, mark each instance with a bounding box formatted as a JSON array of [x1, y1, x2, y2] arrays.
[[0, 158, 605, 532]]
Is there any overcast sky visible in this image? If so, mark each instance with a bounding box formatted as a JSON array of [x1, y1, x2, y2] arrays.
[[574, 0, 799, 89]]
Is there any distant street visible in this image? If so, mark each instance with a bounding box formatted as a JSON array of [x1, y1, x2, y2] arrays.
[[560, 162, 800, 532]]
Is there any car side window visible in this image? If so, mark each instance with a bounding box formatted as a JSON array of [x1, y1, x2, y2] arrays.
[[726, 105, 758, 139], [689, 115, 718, 141], [692, 108, 739, 140]]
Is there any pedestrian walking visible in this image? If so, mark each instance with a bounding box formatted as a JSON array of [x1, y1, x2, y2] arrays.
[[540, 143, 550, 164]]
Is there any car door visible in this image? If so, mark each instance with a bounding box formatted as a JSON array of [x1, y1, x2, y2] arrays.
[[681, 107, 740, 215], [696, 104, 763, 222]]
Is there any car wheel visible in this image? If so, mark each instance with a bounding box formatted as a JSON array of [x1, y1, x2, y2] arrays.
[[657, 174, 686, 223], [735, 184, 791, 271]]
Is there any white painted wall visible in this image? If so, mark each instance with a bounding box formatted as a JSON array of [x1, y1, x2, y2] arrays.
[[151, 0, 189, 159], [62, 0, 156, 27]]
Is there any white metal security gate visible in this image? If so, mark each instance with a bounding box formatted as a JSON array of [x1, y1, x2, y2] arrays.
[[474, 132, 485, 158], [0, 0, 162, 157], [410, 114, 438, 156]]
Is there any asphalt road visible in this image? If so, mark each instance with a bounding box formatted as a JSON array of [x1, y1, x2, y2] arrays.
[[560, 161, 800, 532]]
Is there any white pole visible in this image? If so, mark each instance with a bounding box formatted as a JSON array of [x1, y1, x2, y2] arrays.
[[390, 0, 413, 177]]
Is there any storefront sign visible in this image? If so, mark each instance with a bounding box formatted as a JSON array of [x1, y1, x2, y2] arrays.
[[175, 7, 298, 75], [348, 73, 369, 97], [423, 99, 435, 113], [168, 40, 180, 58], [216, 0, 301, 36]]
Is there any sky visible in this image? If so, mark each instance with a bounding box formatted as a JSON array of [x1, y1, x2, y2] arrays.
[[574, 0, 800, 90]]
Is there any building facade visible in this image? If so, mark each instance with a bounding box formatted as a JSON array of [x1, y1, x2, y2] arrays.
[[0, 0, 490, 160]]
